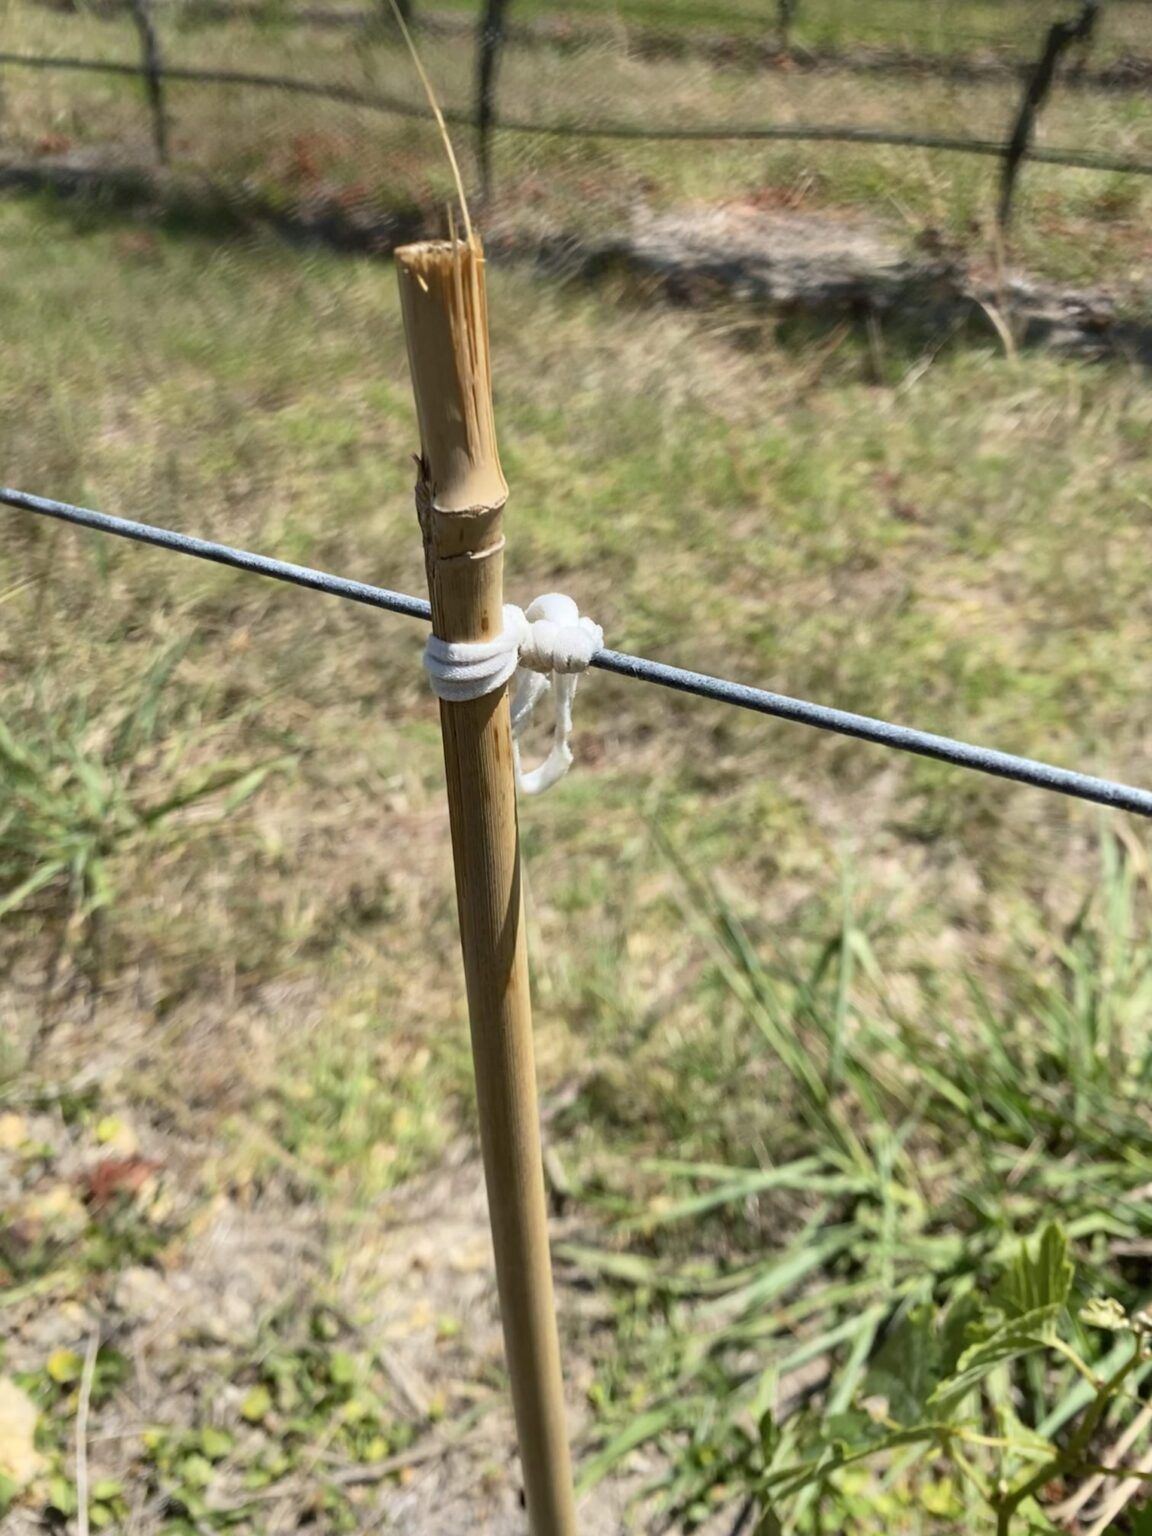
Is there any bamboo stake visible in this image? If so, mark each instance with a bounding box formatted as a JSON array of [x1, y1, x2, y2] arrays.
[[395, 234, 578, 1536]]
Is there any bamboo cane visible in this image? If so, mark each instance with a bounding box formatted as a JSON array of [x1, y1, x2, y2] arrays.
[[395, 234, 578, 1536]]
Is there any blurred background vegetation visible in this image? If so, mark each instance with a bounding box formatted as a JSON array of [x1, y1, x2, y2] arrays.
[[2, 0, 1152, 1531]]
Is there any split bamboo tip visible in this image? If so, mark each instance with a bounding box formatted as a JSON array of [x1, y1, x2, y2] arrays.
[[395, 237, 508, 516]]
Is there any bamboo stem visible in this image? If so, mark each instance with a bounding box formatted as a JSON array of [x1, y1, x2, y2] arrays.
[[395, 235, 577, 1536]]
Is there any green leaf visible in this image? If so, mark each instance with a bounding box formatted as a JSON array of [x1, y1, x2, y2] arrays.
[[220, 762, 287, 814], [929, 1306, 1059, 1415], [328, 1351, 356, 1387], [999, 1224, 1073, 1319], [178, 1452, 214, 1490], [0, 1472, 20, 1517], [46, 1348, 83, 1385], [821, 1408, 885, 1454], [47, 1475, 78, 1515], [635, 1157, 861, 1230], [758, 1408, 780, 1463], [763, 1426, 940, 1498], [240, 1385, 272, 1424], [0, 858, 68, 918], [93, 1348, 129, 1402], [865, 1302, 939, 1425], [140, 758, 288, 826], [752, 1507, 783, 1536], [825, 1305, 885, 1416], [576, 1405, 680, 1493], [700, 1222, 859, 1323], [198, 1427, 233, 1461], [109, 638, 190, 764], [553, 1244, 683, 1293], [937, 1291, 986, 1379]]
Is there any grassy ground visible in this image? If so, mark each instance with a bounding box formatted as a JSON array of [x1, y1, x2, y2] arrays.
[[170, 0, 1152, 61], [4, 184, 1152, 1531], [3, 5, 1152, 1533], [439, 0, 1152, 59]]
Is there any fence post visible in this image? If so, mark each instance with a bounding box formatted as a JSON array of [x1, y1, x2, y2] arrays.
[[394, 234, 578, 1536], [998, 0, 1097, 230], [777, 0, 797, 51], [126, 0, 169, 165], [475, 0, 508, 202]]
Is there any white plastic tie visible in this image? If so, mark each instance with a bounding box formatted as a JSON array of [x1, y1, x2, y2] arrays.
[[423, 593, 603, 795]]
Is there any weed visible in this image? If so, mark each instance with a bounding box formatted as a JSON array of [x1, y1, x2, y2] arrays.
[[0, 642, 287, 960], [576, 832, 1152, 1532]]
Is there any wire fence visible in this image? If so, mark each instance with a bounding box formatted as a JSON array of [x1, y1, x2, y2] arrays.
[[94, 0, 1152, 92], [6, 50, 1152, 183], [5, 0, 1151, 233], [5, 484, 1152, 820]]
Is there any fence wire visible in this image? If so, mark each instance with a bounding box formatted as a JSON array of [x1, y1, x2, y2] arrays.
[[5, 485, 1151, 821], [4, 51, 1152, 183]]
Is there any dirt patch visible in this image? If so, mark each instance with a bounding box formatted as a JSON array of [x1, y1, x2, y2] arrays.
[[1, 1091, 657, 1533], [542, 201, 1151, 364]]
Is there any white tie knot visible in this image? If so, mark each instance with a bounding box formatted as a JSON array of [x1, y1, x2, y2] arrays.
[[518, 593, 604, 676], [422, 592, 602, 795]]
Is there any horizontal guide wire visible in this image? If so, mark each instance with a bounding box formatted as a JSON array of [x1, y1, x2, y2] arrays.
[[4, 485, 1151, 820]]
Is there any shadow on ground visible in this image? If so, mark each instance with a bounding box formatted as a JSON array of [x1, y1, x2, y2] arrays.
[[7, 154, 1151, 371]]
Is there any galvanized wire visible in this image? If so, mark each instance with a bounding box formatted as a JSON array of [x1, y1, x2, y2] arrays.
[[1, 486, 430, 621], [5, 485, 1151, 820]]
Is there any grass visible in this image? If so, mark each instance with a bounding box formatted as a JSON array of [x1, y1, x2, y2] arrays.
[[567, 829, 1152, 1531], [190, 0, 1152, 61], [1, 6, 1152, 1525]]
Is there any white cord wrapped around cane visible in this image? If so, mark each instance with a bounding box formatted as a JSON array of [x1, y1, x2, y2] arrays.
[[423, 593, 602, 795]]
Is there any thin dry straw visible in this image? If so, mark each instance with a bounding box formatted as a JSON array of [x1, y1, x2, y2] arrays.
[[5, 485, 1152, 820], [2, 53, 1152, 179], [383, 0, 473, 243]]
